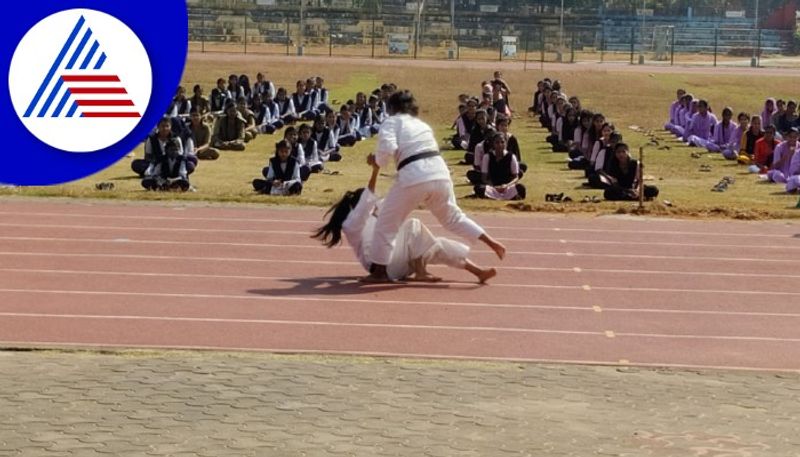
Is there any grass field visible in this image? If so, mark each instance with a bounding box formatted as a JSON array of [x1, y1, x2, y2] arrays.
[[3, 53, 799, 219]]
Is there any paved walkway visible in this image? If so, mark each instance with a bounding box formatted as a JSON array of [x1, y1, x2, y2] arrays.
[[1, 349, 799, 456]]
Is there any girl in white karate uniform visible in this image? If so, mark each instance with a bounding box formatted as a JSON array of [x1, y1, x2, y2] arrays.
[[312, 159, 497, 284]]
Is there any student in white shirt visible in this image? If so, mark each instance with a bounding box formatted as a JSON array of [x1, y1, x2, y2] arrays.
[[312, 158, 497, 283]]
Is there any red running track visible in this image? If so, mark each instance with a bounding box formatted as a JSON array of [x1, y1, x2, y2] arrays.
[[0, 199, 799, 372]]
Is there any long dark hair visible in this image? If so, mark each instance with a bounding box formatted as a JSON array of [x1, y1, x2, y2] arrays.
[[387, 90, 419, 116], [311, 188, 366, 248]]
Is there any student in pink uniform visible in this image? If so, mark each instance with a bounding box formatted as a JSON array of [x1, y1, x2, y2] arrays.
[[692, 106, 735, 154], [684, 100, 717, 146], [664, 88, 686, 131], [767, 127, 800, 184]]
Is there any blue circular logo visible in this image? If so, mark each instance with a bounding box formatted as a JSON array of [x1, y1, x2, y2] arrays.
[[1, 0, 187, 185]]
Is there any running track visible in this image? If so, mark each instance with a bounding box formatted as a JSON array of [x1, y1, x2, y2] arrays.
[[0, 199, 799, 372]]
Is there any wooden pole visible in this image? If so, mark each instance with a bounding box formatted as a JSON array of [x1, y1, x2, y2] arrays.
[[638, 146, 645, 210]]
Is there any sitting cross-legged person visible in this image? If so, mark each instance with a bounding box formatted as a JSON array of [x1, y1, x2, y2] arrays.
[[603, 143, 659, 201], [473, 132, 526, 201], [211, 100, 247, 151], [252, 139, 303, 196]]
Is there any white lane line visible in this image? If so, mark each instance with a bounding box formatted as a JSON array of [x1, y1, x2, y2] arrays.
[[3, 311, 800, 343], [0, 217, 795, 240], [1, 238, 799, 277], [11, 234, 793, 253], [1, 248, 797, 267], [2, 284, 800, 317], [0, 312, 603, 336], [2, 340, 797, 374]]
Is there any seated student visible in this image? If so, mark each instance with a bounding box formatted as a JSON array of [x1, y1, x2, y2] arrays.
[[209, 78, 229, 113], [167, 86, 191, 118], [529, 81, 544, 115], [274, 87, 299, 125], [141, 117, 191, 192], [767, 127, 799, 184], [773, 100, 798, 136], [538, 85, 554, 129], [189, 107, 219, 161], [336, 105, 360, 147], [353, 92, 374, 139], [761, 98, 777, 130], [298, 123, 323, 176], [303, 77, 321, 119], [279, 126, 311, 181], [237, 74, 253, 106], [189, 85, 210, 117], [551, 107, 579, 153], [736, 112, 764, 165], [466, 128, 496, 185], [317, 110, 342, 161], [491, 80, 511, 120], [225, 74, 243, 102], [568, 96, 581, 113], [473, 132, 526, 201], [587, 127, 621, 189], [753, 124, 781, 172], [291, 80, 314, 121], [603, 143, 658, 201], [171, 116, 197, 176], [211, 101, 246, 151], [492, 71, 511, 108], [452, 98, 477, 150], [568, 110, 594, 169], [496, 116, 527, 175], [314, 76, 331, 113], [465, 109, 492, 165], [367, 93, 385, 135], [772, 99, 786, 127], [256, 91, 281, 134], [693, 106, 736, 154], [478, 91, 496, 124], [664, 88, 686, 132], [132, 119, 169, 177], [684, 99, 717, 146], [667, 94, 693, 138], [252, 140, 303, 196], [253, 72, 276, 101], [722, 111, 761, 163], [313, 158, 497, 284], [786, 142, 800, 193], [236, 96, 258, 143]]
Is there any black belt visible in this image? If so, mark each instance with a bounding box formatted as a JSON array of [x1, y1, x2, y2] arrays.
[[396, 150, 440, 171]]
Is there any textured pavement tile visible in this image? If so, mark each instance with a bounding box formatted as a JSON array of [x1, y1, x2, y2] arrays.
[[1, 350, 799, 456]]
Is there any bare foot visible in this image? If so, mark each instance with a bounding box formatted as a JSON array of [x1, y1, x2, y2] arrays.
[[408, 274, 442, 283], [477, 268, 497, 284]]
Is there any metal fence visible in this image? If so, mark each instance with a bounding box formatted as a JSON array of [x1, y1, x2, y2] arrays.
[[187, 9, 797, 68]]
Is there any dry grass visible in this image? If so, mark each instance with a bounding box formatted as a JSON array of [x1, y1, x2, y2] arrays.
[[3, 53, 799, 219]]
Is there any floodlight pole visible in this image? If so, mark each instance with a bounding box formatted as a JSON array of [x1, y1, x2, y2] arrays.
[[753, 0, 760, 64], [560, 0, 565, 49]]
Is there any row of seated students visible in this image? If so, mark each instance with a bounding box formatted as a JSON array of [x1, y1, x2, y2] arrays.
[[249, 83, 398, 196], [664, 89, 800, 193], [532, 77, 659, 201], [450, 78, 526, 201], [132, 73, 395, 192]]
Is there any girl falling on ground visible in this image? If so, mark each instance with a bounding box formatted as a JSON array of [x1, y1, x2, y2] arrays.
[[312, 156, 497, 284]]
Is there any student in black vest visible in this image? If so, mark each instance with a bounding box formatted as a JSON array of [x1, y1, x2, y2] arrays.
[[141, 117, 191, 192], [473, 132, 526, 201], [603, 143, 659, 201], [190, 84, 210, 118], [313, 111, 340, 162], [495, 116, 527, 176], [209, 78, 229, 113], [298, 123, 323, 176], [252, 140, 303, 196], [464, 109, 492, 165], [132, 118, 171, 177], [552, 107, 579, 153]]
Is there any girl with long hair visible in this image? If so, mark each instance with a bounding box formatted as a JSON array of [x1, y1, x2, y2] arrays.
[[312, 157, 497, 284]]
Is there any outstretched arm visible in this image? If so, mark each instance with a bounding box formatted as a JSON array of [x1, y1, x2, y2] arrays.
[[366, 154, 380, 193]]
